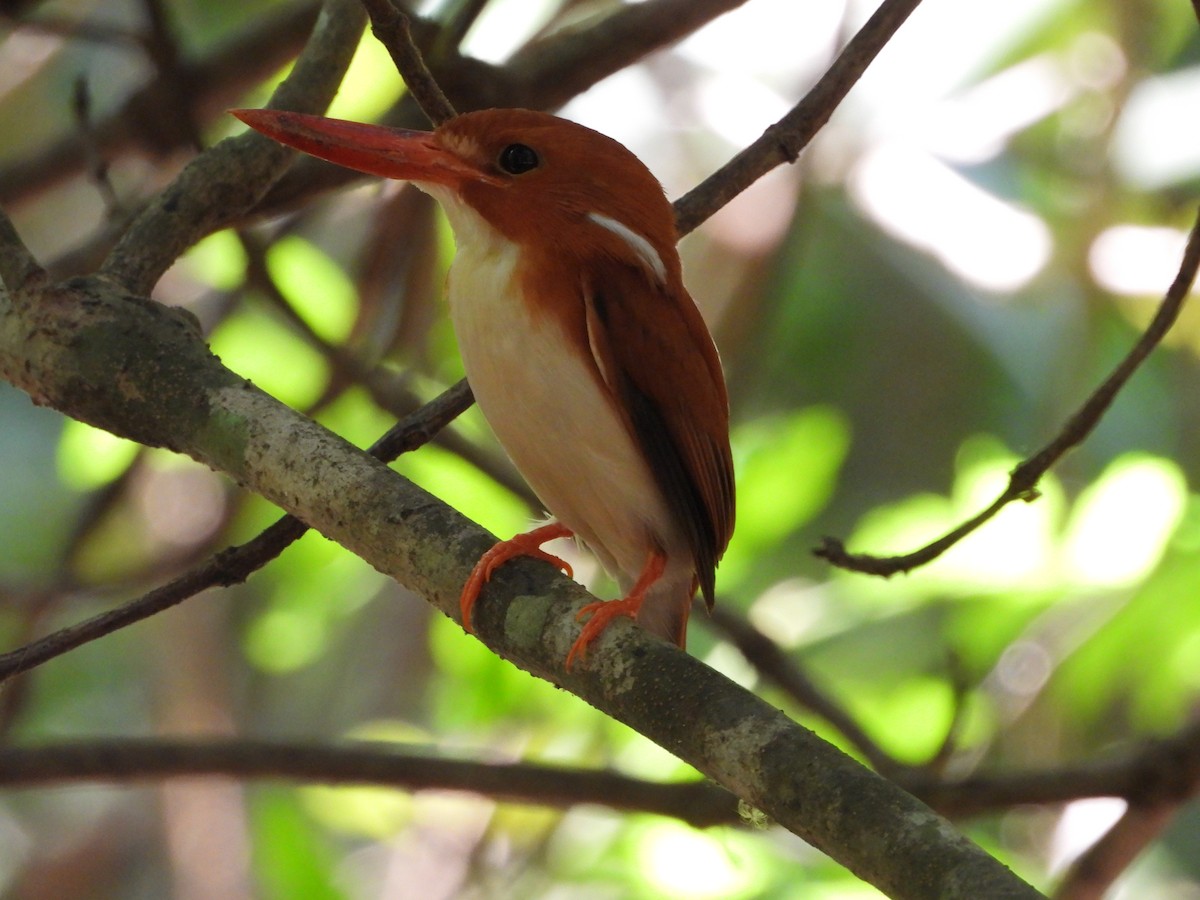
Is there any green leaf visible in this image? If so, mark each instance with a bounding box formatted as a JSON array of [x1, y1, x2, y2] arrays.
[[56, 420, 139, 490], [250, 789, 344, 900], [721, 406, 850, 585], [209, 306, 329, 408], [1060, 453, 1187, 587], [266, 236, 358, 345], [181, 229, 247, 290]]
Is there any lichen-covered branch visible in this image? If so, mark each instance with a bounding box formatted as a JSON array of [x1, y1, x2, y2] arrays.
[[0, 272, 1039, 899], [0, 2, 1046, 895]]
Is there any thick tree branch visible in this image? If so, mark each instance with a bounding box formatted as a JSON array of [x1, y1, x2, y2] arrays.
[[0, 272, 1039, 898], [0, 3, 1050, 895], [705, 605, 902, 775], [817, 204, 1200, 575]]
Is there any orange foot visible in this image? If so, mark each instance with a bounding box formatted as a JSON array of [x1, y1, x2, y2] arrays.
[[565, 552, 665, 671], [460, 522, 574, 634]]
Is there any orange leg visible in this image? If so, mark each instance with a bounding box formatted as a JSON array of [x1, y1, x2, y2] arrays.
[[460, 522, 574, 633], [565, 551, 666, 671]]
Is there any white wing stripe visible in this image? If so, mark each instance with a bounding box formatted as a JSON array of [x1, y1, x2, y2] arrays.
[[586, 212, 668, 284]]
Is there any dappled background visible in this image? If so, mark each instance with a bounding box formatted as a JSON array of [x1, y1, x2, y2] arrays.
[[2, 0, 1200, 896]]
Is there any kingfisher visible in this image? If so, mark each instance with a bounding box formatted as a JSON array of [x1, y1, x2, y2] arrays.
[[233, 107, 735, 668]]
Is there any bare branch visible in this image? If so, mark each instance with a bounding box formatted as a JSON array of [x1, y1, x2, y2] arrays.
[[0, 739, 739, 829], [0, 270, 1040, 898], [907, 721, 1200, 817], [818, 204, 1200, 575], [0, 517, 303, 686], [100, 0, 368, 294], [369, 378, 474, 460], [361, 0, 456, 125], [9, 710, 1200, 843], [509, 0, 752, 111], [0, 2, 324, 206], [1, 0, 747, 216], [227, 0, 755, 218], [673, 0, 925, 235]]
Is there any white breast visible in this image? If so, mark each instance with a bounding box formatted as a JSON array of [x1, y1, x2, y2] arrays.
[[430, 194, 689, 588]]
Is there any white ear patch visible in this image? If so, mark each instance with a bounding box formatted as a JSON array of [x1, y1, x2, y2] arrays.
[[586, 212, 668, 285]]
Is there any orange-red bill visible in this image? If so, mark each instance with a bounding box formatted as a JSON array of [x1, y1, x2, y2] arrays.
[[230, 108, 495, 187]]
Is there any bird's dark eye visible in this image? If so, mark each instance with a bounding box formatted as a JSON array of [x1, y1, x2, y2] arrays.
[[498, 143, 539, 175]]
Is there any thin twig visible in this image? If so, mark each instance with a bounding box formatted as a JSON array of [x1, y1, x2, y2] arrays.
[[926, 652, 971, 774], [360, 0, 456, 125], [907, 720, 1200, 818], [818, 204, 1200, 575], [0, 380, 474, 685], [6, 714, 1200, 834], [71, 78, 123, 215], [673, 0, 925, 235], [0, 2, 324, 208], [0, 738, 738, 828]]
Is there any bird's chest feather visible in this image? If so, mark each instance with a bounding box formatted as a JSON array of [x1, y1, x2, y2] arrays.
[[438, 204, 676, 578]]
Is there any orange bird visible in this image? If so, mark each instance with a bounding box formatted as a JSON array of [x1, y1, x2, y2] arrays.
[[233, 107, 735, 667]]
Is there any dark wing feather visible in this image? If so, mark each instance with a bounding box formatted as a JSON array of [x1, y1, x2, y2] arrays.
[[581, 260, 735, 606]]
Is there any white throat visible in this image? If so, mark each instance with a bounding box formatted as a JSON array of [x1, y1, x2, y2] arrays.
[[425, 189, 687, 590]]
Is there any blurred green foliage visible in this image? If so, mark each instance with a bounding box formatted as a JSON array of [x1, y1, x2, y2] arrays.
[[3, 0, 1200, 896]]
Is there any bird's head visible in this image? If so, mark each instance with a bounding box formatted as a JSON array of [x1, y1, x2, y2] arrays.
[[233, 107, 681, 285]]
